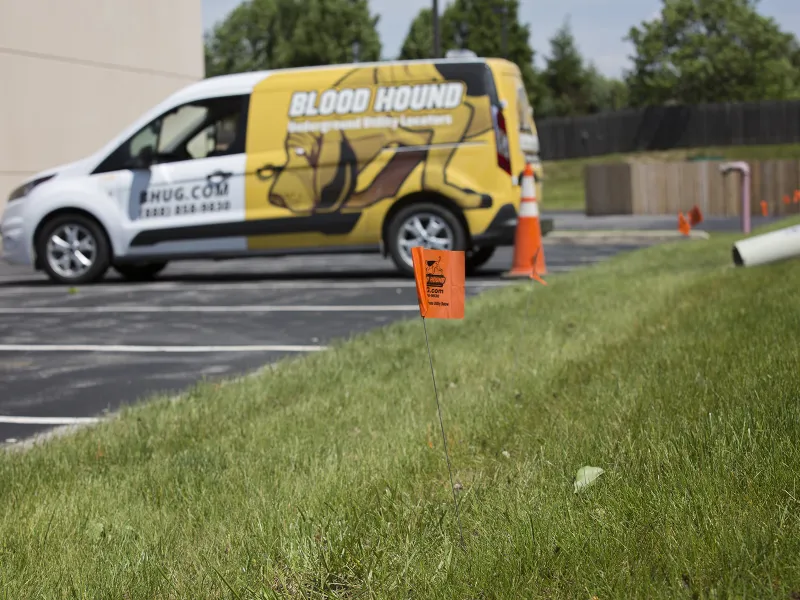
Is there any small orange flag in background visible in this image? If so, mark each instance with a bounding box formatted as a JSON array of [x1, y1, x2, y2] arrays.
[[678, 212, 691, 236], [411, 247, 465, 320], [761, 200, 769, 217], [688, 205, 703, 227], [784, 194, 791, 205], [794, 190, 800, 204]]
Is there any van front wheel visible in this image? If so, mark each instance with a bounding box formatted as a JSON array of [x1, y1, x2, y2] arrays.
[[386, 202, 467, 277], [36, 213, 111, 285]]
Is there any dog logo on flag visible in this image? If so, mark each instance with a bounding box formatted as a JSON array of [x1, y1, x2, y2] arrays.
[[425, 257, 446, 288]]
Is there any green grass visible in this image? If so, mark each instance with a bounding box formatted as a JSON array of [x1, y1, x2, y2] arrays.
[[542, 142, 800, 211], [3, 219, 800, 599]]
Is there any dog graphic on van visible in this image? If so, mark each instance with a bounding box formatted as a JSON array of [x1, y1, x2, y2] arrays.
[[259, 63, 494, 215]]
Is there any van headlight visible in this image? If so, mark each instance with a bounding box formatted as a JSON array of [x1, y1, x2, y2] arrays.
[[7, 174, 56, 203]]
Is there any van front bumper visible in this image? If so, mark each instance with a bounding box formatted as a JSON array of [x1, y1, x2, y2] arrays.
[[472, 203, 553, 247]]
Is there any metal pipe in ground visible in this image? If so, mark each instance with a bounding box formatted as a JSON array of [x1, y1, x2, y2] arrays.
[[720, 161, 751, 234]]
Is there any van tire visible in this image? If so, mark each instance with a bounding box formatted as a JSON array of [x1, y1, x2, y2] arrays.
[[113, 262, 168, 281], [36, 213, 111, 285], [386, 202, 467, 277]]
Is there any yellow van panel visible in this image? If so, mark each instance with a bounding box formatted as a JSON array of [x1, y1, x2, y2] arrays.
[[486, 60, 544, 202], [243, 61, 520, 250]]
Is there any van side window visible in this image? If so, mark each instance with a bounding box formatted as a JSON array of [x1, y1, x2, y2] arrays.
[[516, 84, 533, 133], [92, 95, 249, 174], [184, 109, 243, 160]]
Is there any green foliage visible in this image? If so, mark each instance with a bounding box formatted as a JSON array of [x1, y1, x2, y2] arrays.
[[204, 0, 381, 77], [398, 7, 434, 60], [399, 0, 549, 117], [205, 0, 800, 121], [535, 18, 630, 118], [284, 0, 381, 67], [624, 0, 800, 106], [585, 64, 630, 113], [541, 18, 592, 117]]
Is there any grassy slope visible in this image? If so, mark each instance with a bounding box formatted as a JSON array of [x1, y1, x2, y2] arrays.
[[543, 143, 800, 211], [2, 219, 800, 599]]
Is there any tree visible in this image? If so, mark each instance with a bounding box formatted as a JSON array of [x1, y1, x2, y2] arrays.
[[585, 65, 629, 113], [398, 0, 549, 116], [286, 0, 381, 67], [541, 18, 592, 117], [204, 0, 381, 77], [204, 0, 297, 76], [624, 0, 800, 106], [399, 8, 433, 60]]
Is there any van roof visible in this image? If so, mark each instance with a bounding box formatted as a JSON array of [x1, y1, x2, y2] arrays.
[[174, 56, 501, 103]]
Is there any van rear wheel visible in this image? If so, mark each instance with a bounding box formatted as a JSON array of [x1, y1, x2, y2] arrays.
[[386, 202, 467, 277]]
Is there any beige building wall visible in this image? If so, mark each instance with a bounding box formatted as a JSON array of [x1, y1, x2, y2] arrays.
[[0, 0, 204, 216]]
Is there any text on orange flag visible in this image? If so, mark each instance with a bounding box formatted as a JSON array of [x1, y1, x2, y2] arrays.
[[411, 247, 465, 320]]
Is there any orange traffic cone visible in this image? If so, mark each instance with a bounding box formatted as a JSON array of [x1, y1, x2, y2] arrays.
[[678, 212, 691, 236], [504, 163, 547, 277]]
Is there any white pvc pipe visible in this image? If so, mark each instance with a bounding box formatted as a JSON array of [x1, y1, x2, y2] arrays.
[[732, 224, 800, 267]]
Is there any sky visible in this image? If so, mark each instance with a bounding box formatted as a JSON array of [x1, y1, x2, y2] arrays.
[[201, 0, 800, 79]]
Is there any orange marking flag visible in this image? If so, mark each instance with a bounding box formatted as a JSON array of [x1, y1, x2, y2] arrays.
[[530, 247, 547, 286], [411, 247, 465, 320], [688, 205, 703, 227]]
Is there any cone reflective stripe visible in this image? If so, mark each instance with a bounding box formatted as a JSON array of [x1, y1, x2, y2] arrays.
[[518, 197, 539, 218], [520, 164, 536, 204], [504, 163, 547, 277]]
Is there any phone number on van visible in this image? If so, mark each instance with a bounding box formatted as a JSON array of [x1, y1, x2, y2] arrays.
[[140, 200, 232, 219]]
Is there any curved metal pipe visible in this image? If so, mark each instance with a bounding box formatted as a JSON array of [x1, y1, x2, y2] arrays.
[[720, 161, 751, 234]]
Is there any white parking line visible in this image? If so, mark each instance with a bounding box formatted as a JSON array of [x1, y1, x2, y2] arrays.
[[0, 415, 101, 425], [0, 344, 326, 353], [0, 279, 511, 295], [0, 305, 420, 314]]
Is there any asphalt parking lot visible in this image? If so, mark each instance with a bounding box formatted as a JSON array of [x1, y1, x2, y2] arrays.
[[0, 239, 658, 444]]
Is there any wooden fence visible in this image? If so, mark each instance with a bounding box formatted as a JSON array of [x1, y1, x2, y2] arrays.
[[584, 159, 800, 217]]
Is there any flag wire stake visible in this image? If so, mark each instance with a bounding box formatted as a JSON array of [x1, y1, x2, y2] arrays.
[[510, 247, 542, 390], [422, 315, 465, 549]]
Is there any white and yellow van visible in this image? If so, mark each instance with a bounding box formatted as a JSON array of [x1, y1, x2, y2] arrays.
[[1, 54, 546, 284]]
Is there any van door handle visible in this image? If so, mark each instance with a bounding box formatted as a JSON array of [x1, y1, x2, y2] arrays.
[[207, 170, 232, 183]]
